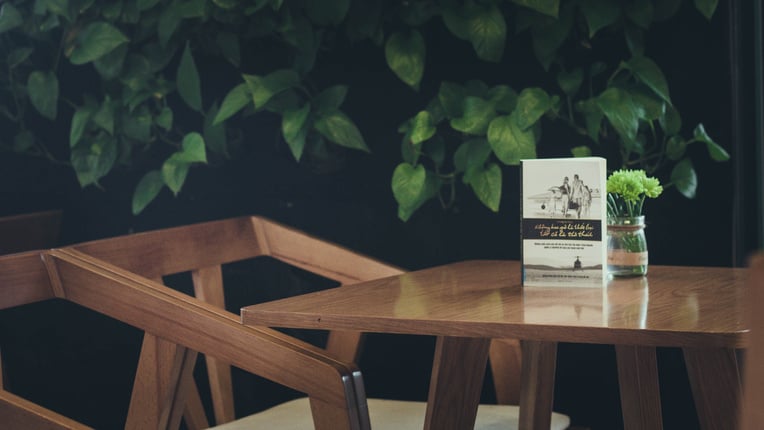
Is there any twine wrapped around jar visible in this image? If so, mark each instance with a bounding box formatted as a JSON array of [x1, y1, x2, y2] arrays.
[[607, 216, 648, 277]]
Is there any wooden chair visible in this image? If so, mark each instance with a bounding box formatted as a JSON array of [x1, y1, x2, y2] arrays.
[[71, 215, 570, 429], [0, 209, 62, 255], [0, 209, 62, 390], [741, 253, 764, 430], [0, 248, 367, 429]]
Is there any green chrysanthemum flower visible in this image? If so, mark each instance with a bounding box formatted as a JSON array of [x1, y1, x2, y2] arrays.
[[606, 169, 663, 218]]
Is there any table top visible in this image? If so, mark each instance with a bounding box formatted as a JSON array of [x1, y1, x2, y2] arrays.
[[241, 260, 749, 348]]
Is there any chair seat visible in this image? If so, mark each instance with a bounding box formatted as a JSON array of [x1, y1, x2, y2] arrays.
[[210, 397, 571, 430]]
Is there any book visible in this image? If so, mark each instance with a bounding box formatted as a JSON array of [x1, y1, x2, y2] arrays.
[[520, 157, 607, 287]]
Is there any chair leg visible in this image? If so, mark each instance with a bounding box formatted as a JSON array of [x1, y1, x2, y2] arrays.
[[126, 333, 198, 430], [183, 379, 210, 430], [0, 348, 5, 389]]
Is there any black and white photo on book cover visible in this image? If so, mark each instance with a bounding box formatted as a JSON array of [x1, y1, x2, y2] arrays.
[[521, 157, 607, 287]]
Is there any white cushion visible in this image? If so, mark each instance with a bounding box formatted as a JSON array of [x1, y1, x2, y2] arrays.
[[210, 397, 570, 430]]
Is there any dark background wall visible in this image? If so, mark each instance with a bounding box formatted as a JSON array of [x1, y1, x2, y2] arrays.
[[1, 1, 761, 429]]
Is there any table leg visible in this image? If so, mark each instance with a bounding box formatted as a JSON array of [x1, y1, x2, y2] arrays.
[[615, 345, 663, 430], [519, 340, 557, 430], [683, 347, 741, 430], [424, 336, 490, 430]]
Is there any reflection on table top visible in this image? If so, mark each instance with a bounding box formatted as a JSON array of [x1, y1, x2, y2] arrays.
[[241, 260, 748, 348]]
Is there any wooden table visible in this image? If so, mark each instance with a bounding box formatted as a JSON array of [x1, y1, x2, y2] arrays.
[[241, 260, 748, 430]]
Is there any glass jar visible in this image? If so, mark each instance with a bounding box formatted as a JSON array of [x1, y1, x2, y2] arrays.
[[607, 216, 648, 277]]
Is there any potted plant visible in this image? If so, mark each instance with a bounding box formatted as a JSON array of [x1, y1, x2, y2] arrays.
[[605, 168, 663, 276]]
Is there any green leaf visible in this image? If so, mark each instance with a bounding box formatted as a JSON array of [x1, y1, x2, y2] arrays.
[[670, 158, 697, 198], [629, 88, 665, 121], [449, 96, 496, 135], [423, 137, 446, 167], [213, 0, 239, 9], [345, 0, 382, 42], [464, 3, 506, 62], [515, 87, 551, 129], [8, 47, 34, 68], [385, 30, 425, 90], [162, 156, 191, 195], [122, 106, 152, 142], [71, 135, 118, 187], [93, 44, 127, 80], [161, 133, 207, 195], [132, 170, 164, 215], [282, 103, 311, 161], [409, 111, 436, 144], [693, 123, 729, 161], [244, 69, 300, 108], [120, 54, 152, 90], [595, 88, 643, 144], [0, 3, 23, 33], [397, 171, 439, 222], [93, 97, 115, 135], [313, 85, 348, 115], [401, 139, 419, 165], [69, 22, 130, 65], [313, 110, 369, 152], [39, 10, 61, 31], [177, 42, 202, 112], [216, 31, 240, 67], [694, 0, 718, 20], [392, 162, 426, 211], [399, 0, 437, 26], [121, 0, 140, 23], [469, 162, 502, 211], [487, 114, 536, 165], [27, 71, 59, 120], [305, 0, 349, 26], [101, 1, 123, 20], [624, 22, 645, 56], [487, 85, 518, 113], [441, 0, 470, 40], [654, 0, 682, 21], [156, 107, 173, 131], [624, 0, 653, 29], [263, 89, 300, 114], [510, 0, 559, 17], [625, 56, 671, 104], [13, 131, 34, 153], [180, 0, 206, 18], [530, 6, 572, 70], [70, 104, 96, 147], [438, 81, 467, 118], [579, 0, 620, 37], [557, 68, 583, 96], [577, 99, 604, 141], [213, 83, 250, 124], [178, 132, 207, 162], [203, 103, 227, 156], [660, 103, 682, 135], [665, 136, 686, 161], [138, 0, 161, 11], [158, 1, 182, 47], [571, 146, 592, 157], [455, 138, 492, 181]]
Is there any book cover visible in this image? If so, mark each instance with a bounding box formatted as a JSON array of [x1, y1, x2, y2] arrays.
[[520, 157, 607, 287]]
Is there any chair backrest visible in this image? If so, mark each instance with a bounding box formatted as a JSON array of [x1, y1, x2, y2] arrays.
[[0, 210, 62, 255], [741, 253, 764, 430], [70, 215, 523, 426], [0, 209, 62, 389], [0, 249, 367, 430]]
